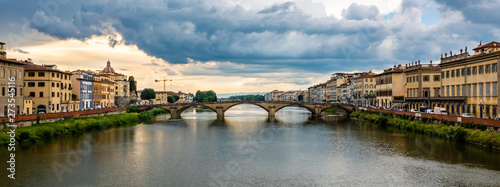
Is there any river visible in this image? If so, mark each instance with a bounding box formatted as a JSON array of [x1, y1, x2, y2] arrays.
[[2, 104, 500, 186]]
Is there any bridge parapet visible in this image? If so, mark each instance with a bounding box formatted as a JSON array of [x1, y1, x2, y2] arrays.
[[137, 101, 354, 118]]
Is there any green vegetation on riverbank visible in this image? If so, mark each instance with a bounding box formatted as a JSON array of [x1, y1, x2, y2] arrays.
[[0, 108, 166, 147], [350, 111, 500, 149], [323, 108, 336, 115]]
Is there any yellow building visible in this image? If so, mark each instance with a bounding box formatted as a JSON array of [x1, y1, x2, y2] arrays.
[[375, 65, 406, 108], [94, 74, 115, 108], [24, 97, 33, 115], [439, 41, 500, 118], [155, 91, 171, 104], [353, 73, 376, 106], [24, 62, 74, 113], [113, 73, 130, 106], [0, 47, 24, 116], [404, 62, 441, 111]]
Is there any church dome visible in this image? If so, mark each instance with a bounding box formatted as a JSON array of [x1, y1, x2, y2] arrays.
[[103, 60, 115, 73]]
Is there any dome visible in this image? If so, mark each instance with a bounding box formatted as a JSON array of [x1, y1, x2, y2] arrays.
[[103, 60, 115, 73]]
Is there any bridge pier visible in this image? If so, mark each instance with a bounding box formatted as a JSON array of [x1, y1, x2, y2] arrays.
[[268, 106, 276, 117], [216, 106, 224, 118], [314, 105, 322, 116], [169, 106, 181, 119]]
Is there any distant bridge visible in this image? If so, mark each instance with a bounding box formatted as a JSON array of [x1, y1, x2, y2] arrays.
[[138, 101, 355, 118]]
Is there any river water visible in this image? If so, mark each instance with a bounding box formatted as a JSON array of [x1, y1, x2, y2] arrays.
[[2, 104, 500, 186]]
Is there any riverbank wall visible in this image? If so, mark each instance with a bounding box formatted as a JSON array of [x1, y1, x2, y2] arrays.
[[0, 107, 127, 129], [0, 108, 167, 147], [351, 111, 500, 150], [356, 107, 500, 128]]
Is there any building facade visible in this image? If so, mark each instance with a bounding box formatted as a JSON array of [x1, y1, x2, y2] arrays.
[[24, 62, 75, 113], [0, 54, 24, 116], [72, 70, 94, 110], [404, 62, 441, 111], [438, 42, 500, 118], [375, 65, 406, 108]]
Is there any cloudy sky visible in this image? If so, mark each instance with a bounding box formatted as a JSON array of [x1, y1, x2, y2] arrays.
[[1, 0, 499, 95]]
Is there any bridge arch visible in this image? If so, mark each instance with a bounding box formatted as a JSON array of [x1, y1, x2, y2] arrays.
[[274, 104, 315, 115], [176, 104, 217, 114], [222, 102, 270, 113]]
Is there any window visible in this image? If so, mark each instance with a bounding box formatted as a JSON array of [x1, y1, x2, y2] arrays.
[[493, 64, 497, 73], [446, 71, 450, 78], [28, 72, 35, 77], [473, 84, 477, 96], [370, 78, 373, 82], [451, 85, 455, 96], [451, 70, 455, 78], [456, 85, 460, 96], [52, 73, 55, 77], [38, 82, 45, 87], [462, 84, 466, 96], [479, 83, 483, 96], [441, 72, 445, 79], [434, 75, 440, 81], [370, 85, 373, 89], [462, 68, 466, 77], [423, 76, 430, 82], [57, 83, 59, 87], [38, 72, 45, 77], [57, 92, 59, 97], [20, 88, 22, 96], [456, 69, 460, 77], [486, 65, 491, 73], [52, 82, 55, 87], [467, 67, 471, 75], [52, 92, 55, 97], [446, 86, 450, 96], [39, 92, 44, 97], [57, 73, 59, 78], [467, 84, 471, 97], [479, 66, 484, 74], [365, 85, 368, 89], [1, 87, 4, 96], [486, 83, 491, 96], [493, 83, 497, 96], [28, 82, 35, 87], [435, 89, 439, 97], [413, 76, 415, 82], [65, 75, 67, 80], [472, 67, 477, 75], [416, 76, 419, 82], [29, 92, 35, 97]]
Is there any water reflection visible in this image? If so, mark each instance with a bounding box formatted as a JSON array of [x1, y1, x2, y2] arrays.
[[2, 105, 500, 186]]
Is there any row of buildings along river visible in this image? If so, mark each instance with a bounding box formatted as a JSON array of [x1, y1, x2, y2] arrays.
[[266, 41, 500, 119], [0, 41, 193, 116]]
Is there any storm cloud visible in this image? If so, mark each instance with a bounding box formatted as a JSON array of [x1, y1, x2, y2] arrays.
[[3, 0, 500, 76]]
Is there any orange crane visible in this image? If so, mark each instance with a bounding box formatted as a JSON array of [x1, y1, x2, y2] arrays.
[[155, 77, 204, 92]]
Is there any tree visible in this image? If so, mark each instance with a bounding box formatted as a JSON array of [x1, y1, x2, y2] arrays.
[[298, 95, 304, 101], [167, 96, 175, 103], [195, 90, 217, 102], [140, 88, 156, 101], [172, 94, 180, 102], [129, 76, 137, 95], [72, 94, 78, 100]]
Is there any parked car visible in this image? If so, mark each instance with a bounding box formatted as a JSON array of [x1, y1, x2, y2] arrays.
[[38, 112, 45, 114], [410, 109, 418, 112], [462, 113, 473, 118]]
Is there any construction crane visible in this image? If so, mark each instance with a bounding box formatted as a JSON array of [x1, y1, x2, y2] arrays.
[[155, 77, 204, 92]]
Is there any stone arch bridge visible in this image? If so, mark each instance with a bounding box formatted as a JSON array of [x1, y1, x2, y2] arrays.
[[137, 101, 355, 118]]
